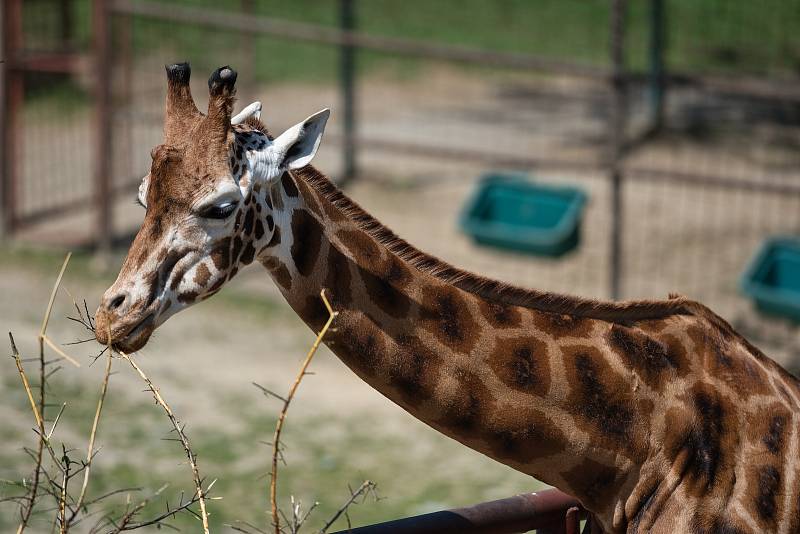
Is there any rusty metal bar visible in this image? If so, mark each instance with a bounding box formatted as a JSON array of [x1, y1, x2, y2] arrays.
[[5, 52, 83, 73], [12, 179, 139, 231], [331, 489, 586, 534], [1, 0, 23, 235], [0, 0, 7, 236], [352, 137, 604, 175], [338, 0, 358, 185], [109, 0, 607, 79], [110, 0, 800, 102], [608, 0, 627, 301], [93, 0, 112, 252]]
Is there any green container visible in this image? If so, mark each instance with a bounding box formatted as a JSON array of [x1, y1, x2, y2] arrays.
[[459, 174, 587, 257], [740, 236, 800, 322]]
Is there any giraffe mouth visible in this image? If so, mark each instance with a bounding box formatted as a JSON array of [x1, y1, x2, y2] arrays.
[[113, 313, 156, 353]]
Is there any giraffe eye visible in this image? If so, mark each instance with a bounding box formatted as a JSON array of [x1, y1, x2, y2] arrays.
[[199, 201, 238, 220]]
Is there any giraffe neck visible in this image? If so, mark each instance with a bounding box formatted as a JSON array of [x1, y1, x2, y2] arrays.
[[255, 167, 662, 528]]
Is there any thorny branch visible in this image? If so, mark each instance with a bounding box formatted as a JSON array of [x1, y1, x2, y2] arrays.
[[266, 289, 338, 534], [67, 348, 113, 527], [317, 481, 378, 534], [7, 258, 379, 534], [10, 252, 71, 534], [119, 350, 214, 534]]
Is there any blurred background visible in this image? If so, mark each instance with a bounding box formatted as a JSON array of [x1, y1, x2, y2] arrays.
[[1, 0, 800, 531]]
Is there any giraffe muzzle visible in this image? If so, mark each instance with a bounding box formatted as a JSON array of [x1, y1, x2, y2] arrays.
[[94, 302, 157, 353]]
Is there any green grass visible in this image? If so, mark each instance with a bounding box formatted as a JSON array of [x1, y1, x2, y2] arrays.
[[1, 372, 546, 532]]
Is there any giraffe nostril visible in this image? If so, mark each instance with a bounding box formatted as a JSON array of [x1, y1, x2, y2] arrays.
[[109, 294, 127, 311]]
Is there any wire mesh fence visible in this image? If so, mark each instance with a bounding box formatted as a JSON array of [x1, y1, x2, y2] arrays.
[[3, 0, 800, 369]]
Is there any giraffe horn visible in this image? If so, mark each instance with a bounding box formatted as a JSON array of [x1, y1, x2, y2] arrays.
[[164, 62, 202, 143], [205, 65, 238, 145]]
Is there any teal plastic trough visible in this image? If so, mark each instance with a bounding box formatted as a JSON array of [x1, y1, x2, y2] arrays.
[[459, 174, 587, 257], [740, 237, 800, 322]]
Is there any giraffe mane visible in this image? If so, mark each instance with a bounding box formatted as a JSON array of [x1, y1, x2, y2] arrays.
[[296, 165, 719, 323], [243, 117, 741, 329]]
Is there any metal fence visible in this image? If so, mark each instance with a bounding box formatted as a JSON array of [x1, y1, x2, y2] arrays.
[[4, 1, 800, 365]]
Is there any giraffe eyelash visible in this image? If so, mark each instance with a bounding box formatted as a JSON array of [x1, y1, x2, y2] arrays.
[[134, 196, 145, 208]]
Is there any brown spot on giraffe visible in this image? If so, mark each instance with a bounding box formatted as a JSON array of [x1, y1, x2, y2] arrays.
[[261, 257, 292, 292], [357, 263, 412, 319], [281, 172, 299, 197], [230, 235, 244, 265], [479, 299, 523, 329], [387, 334, 443, 404], [210, 237, 231, 271], [419, 286, 480, 354], [260, 225, 281, 253], [324, 245, 353, 309], [562, 345, 644, 458], [534, 312, 593, 339], [438, 367, 496, 435], [331, 315, 387, 380], [290, 210, 323, 277], [254, 219, 265, 240], [240, 241, 256, 265], [607, 323, 684, 387], [194, 263, 211, 286], [487, 337, 551, 398], [562, 459, 621, 512], [243, 206, 255, 235], [337, 227, 382, 268], [665, 384, 736, 497], [487, 406, 568, 462]]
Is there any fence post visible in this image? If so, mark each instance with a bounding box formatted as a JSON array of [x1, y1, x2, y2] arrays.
[[609, 0, 627, 300], [93, 0, 113, 254], [339, 0, 357, 185], [1, 0, 23, 238], [648, 0, 665, 131]]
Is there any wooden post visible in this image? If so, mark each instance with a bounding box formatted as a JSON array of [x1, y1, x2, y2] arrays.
[[93, 0, 113, 253], [649, 0, 666, 131], [609, 0, 627, 300], [1, 0, 24, 236], [339, 0, 357, 185]]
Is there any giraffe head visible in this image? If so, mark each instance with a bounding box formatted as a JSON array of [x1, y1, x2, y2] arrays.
[[95, 63, 329, 352]]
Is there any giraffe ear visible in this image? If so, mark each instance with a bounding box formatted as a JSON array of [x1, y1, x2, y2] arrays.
[[272, 109, 330, 170], [232, 101, 262, 125]]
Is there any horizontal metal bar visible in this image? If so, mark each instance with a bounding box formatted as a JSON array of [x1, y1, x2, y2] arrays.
[[331, 489, 586, 534], [109, 0, 608, 79], [111, 0, 800, 102], [11, 178, 139, 231], [625, 165, 800, 196], [353, 137, 604, 174], [6, 52, 83, 73], [354, 138, 800, 196]]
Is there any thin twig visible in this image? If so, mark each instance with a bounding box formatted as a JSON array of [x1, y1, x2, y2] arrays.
[[119, 351, 211, 534], [68, 349, 113, 527], [40, 253, 71, 338], [42, 335, 81, 368], [318, 481, 376, 534], [10, 333, 45, 430], [269, 289, 338, 534], [9, 332, 45, 534]]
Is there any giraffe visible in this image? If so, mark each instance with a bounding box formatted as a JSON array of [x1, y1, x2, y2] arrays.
[[95, 63, 800, 534]]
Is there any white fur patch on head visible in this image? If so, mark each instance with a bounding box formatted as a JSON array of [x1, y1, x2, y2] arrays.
[[138, 175, 150, 208], [245, 108, 330, 185]]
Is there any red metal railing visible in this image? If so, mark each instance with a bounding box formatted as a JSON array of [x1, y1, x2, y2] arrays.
[[331, 489, 594, 534]]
